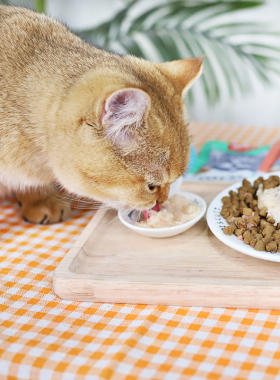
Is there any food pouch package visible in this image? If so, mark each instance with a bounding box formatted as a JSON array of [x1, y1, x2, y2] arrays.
[[183, 141, 270, 182]]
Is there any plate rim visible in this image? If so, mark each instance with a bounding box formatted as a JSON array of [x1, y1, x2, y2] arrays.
[[206, 171, 280, 262]]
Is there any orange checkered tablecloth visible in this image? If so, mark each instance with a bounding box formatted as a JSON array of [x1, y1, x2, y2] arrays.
[[1, 122, 280, 380]]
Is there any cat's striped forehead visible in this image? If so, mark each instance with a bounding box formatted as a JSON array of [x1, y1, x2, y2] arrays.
[[125, 147, 181, 187]]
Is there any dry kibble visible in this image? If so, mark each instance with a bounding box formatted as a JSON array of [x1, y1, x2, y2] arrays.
[[254, 177, 263, 188], [232, 200, 240, 208], [223, 202, 232, 208], [226, 214, 237, 224], [259, 207, 268, 217], [251, 228, 258, 236], [220, 175, 280, 253], [223, 225, 236, 235], [239, 200, 247, 212], [229, 190, 238, 199], [235, 217, 247, 229], [247, 218, 258, 230], [221, 208, 230, 218], [254, 240, 266, 251], [222, 196, 231, 204], [255, 233, 263, 240], [252, 215, 260, 224], [251, 200, 258, 209], [262, 225, 276, 237], [231, 207, 240, 217], [243, 230, 251, 238], [270, 176, 280, 184], [243, 179, 251, 187], [266, 241, 277, 252], [266, 216, 275, 224], [263, 180, 278, 190], [243, 230, 252, 245], [235, 228, 246, 237], [260, 219, 270, 230], [238, 192, 245, 201], [250, 237, 258, 248], [245, 195, 253, 204], [239, 185, 248, 192], [243, 208, 253, 216], [273, 231, 280, 240], [262, 236, 273, 245]]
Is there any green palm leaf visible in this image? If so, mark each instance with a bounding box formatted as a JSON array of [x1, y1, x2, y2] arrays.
[[77, 0, 280, 105]]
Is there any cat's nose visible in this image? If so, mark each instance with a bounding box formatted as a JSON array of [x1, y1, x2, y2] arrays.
[[157, 184, 170, 204]]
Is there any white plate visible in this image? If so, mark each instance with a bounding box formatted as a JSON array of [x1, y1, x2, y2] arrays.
[[118, 191, 207, 238], [207, 172, 280, 262]]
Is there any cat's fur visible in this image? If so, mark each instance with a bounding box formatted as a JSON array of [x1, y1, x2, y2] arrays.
[[0, 5, 203, 223]]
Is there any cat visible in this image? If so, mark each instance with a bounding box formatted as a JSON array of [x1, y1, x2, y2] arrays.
[[0, 5, 203, 224]]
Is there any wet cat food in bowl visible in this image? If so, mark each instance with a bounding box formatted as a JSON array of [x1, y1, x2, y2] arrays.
[[137, 194, 202, 228], [118, 191, 207, 238]]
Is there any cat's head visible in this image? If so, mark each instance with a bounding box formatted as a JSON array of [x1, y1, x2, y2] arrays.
[[52, 55, 203, 210]]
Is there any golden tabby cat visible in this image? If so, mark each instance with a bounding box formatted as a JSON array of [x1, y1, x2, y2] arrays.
[[0, 5, 203, 224]]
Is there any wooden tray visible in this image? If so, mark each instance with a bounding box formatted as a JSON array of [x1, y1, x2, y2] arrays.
[[53, 183, 280, 309]]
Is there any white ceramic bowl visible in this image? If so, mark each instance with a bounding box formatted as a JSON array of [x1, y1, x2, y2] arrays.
[[118, 190, 207, 238]]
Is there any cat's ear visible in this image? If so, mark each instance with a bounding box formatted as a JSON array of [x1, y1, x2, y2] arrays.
[[101, 88, 150, 144], [157, 56, 205, 96]]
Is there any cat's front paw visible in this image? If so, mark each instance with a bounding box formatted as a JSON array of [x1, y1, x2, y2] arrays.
[[19, 197, 71, 224]]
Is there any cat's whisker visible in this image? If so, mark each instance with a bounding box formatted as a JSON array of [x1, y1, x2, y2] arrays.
[[103, 204, 135, 227], [105, 214, 120, 227], [55, 194, 94, 203], [48, 196, 106, 212], [60, 204, 120, 220], [55, 191, 123, 207], [50, 190, 124, 210], [71, 210, 101, 219], [119, 207, 132, 219], [48, 196, 97, 209]]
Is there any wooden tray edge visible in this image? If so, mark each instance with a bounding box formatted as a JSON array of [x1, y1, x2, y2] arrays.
[[54, 209, 108, 277], [52, 277, 280, 309], [72, 209, 107, 248]]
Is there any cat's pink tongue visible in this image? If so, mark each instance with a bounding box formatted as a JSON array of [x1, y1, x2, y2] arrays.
[[143, 203, 160, 220]]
